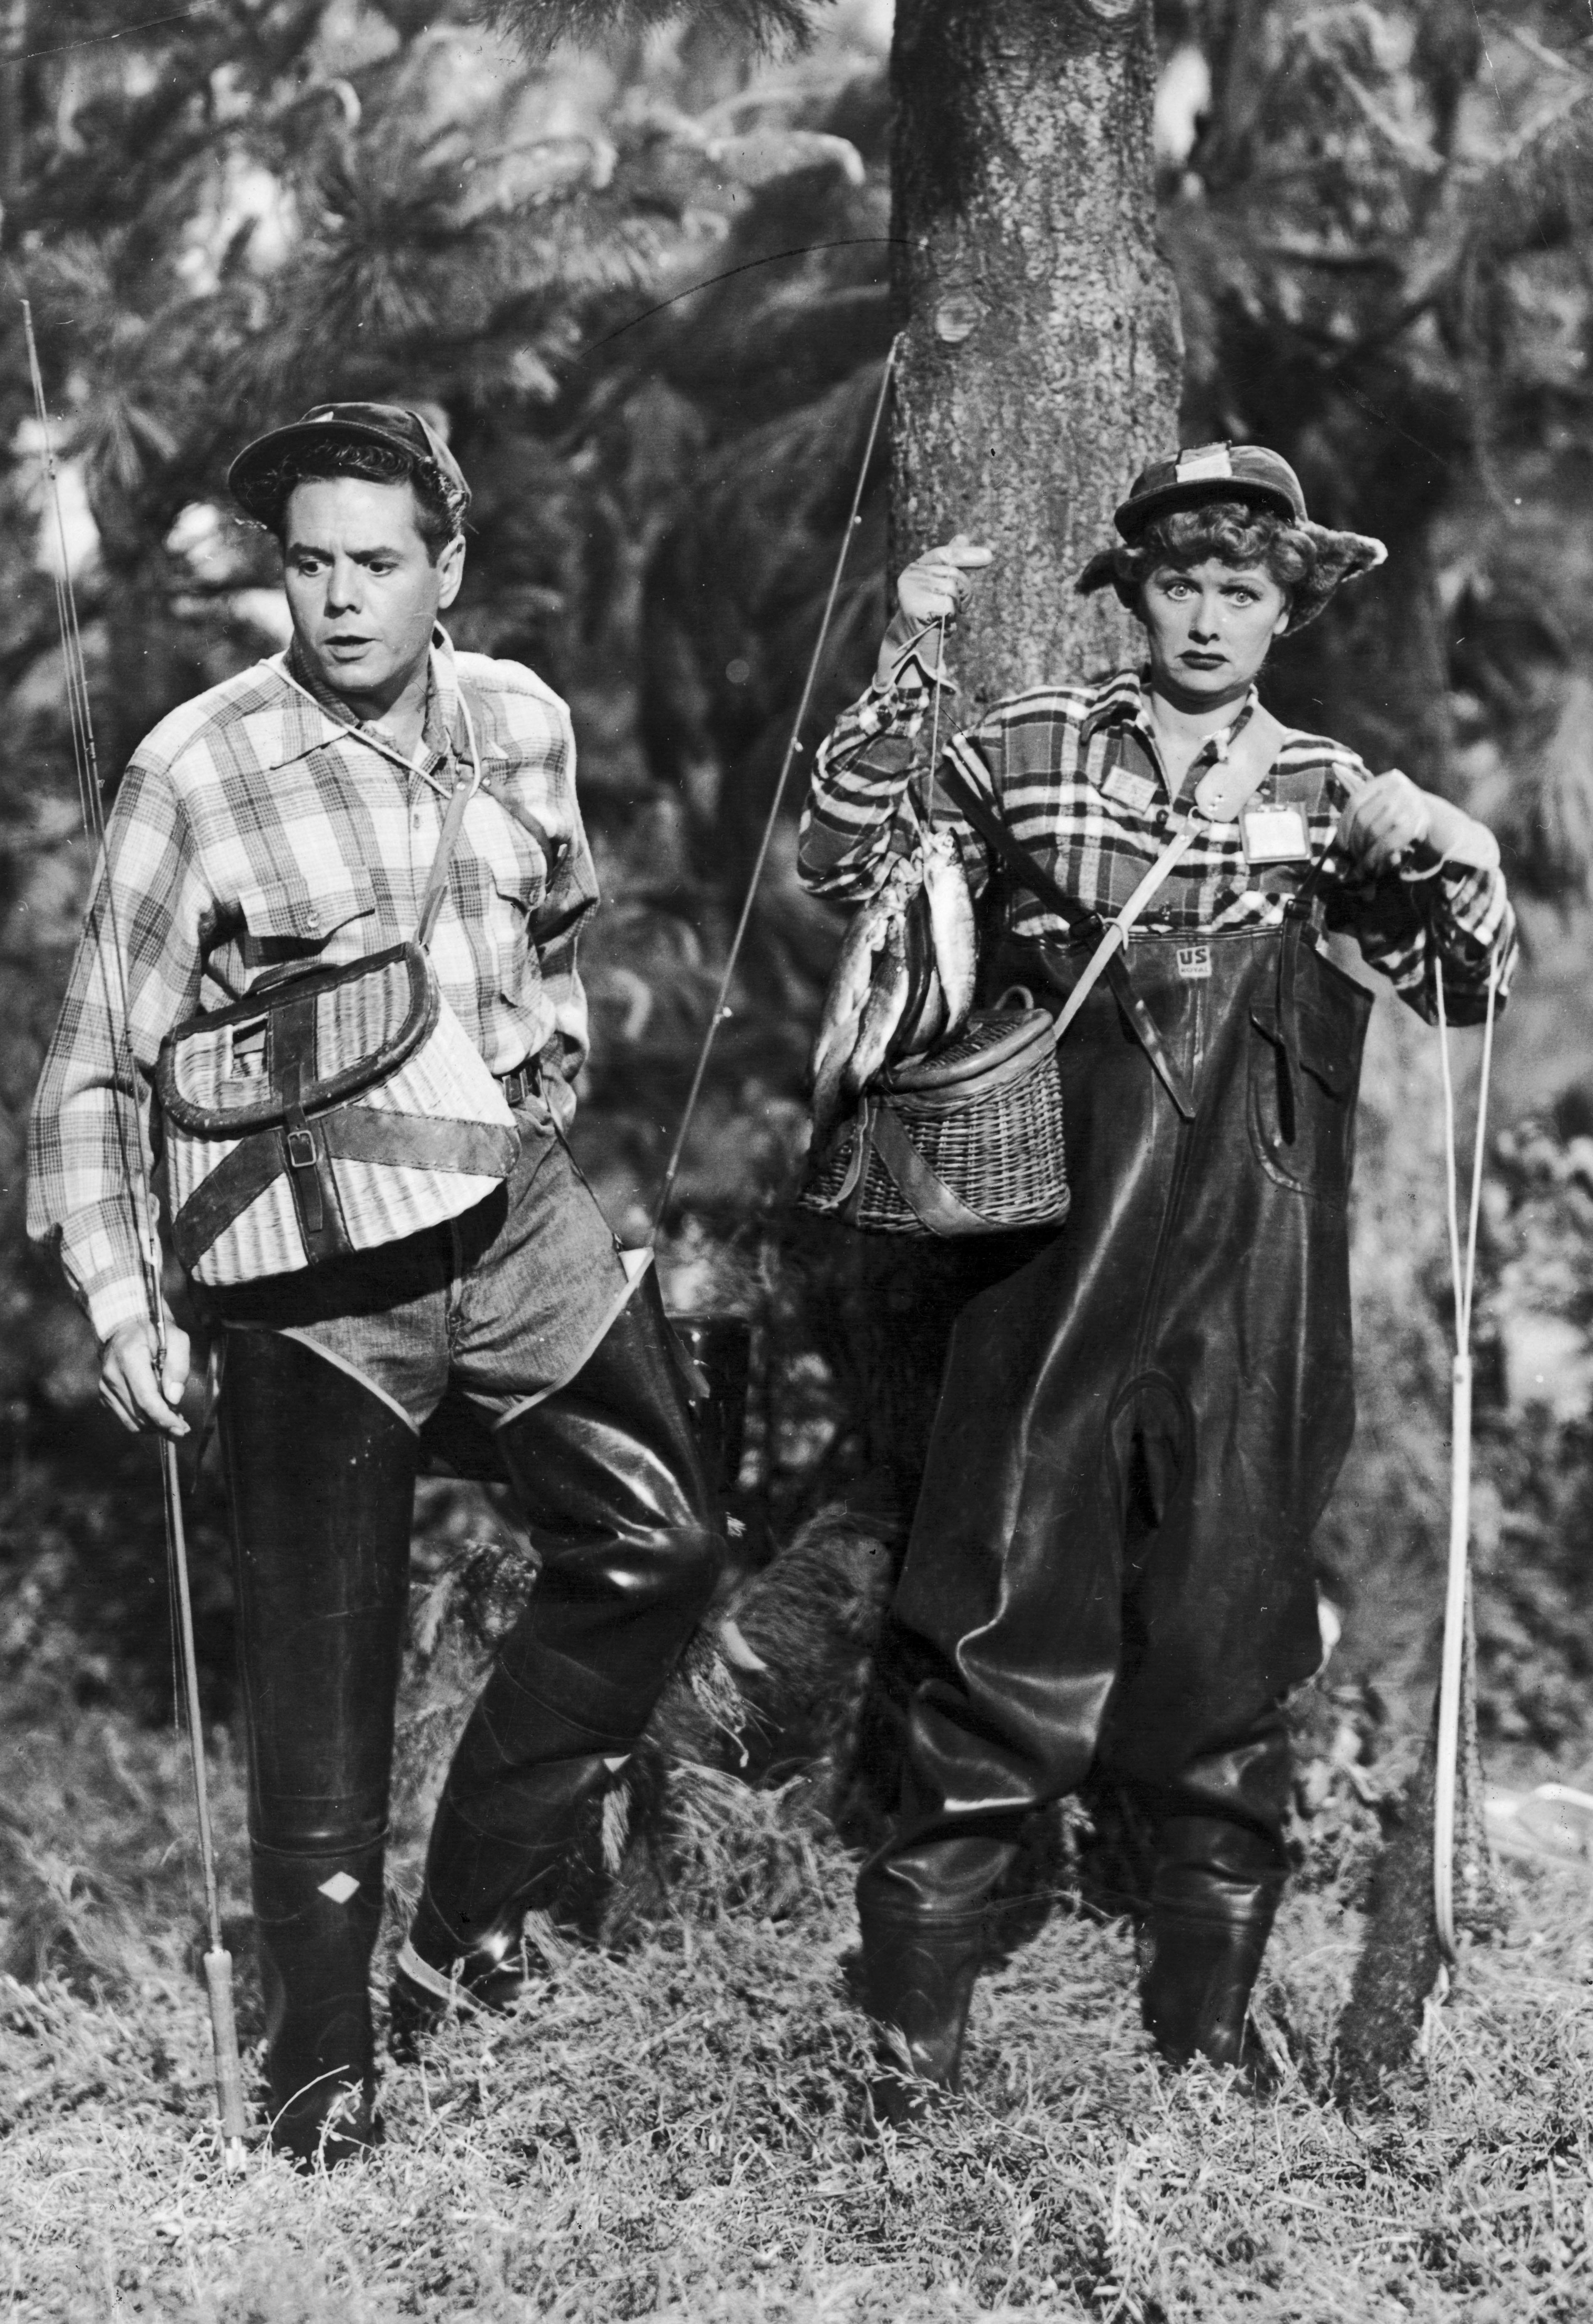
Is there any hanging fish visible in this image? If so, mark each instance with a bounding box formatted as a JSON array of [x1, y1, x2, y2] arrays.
[[921, 828, 977, 1036], [809, 858, 920, 1137], [889, 889, 948, 1060], [844, 913, 913, 1098]]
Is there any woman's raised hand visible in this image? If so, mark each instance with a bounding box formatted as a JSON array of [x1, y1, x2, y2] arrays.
[[897, 535, 995, 628]]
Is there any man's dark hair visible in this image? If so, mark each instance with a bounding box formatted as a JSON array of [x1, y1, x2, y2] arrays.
[[255, 439, 465, 561], [1112, 499, 1318, 609]]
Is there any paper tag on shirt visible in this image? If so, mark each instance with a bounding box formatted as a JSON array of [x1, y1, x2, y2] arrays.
[[1100, 763, 1158, 814], [1241, 803, 1312, 866]]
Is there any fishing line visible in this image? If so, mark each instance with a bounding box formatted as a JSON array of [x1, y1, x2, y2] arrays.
[[576, 240, 900, 363], [650, 336, 898, 1233], [1432, 943, 1501, 1969], [22, 300, 248, 2168], [2, 7, 204, 68]]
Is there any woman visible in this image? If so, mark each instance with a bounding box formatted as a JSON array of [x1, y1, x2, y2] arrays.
[[799, 443, 1513, 2118]]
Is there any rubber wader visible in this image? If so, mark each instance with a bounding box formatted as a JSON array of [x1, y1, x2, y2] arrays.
[[859, 914, 1371, 2107]]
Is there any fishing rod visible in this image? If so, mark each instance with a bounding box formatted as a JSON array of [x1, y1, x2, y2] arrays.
[[22, 301, 248, 2169], [650, 335, 899, 1233], [1431, 945, 1501, 1974]]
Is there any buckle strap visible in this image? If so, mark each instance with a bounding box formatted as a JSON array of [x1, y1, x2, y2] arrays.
[[497, 1063, 536, 1108]]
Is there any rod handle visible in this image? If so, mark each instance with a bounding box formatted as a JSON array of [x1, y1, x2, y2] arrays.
[[204, 1946, 251, 2166]]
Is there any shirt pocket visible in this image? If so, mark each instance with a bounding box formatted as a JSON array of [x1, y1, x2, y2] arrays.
[[236, 870, 378, 968], [490, 866, 536, 1004]]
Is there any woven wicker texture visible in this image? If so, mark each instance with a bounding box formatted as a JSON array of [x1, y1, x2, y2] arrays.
[[168, 955, 417, 1113], [165, 995, 515, 1285], [803, 1012, 1069, 1237]]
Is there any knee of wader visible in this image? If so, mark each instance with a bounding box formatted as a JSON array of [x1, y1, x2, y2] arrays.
[[497, 1399, 716, 1543], [1153, 1812, 1289, 1898], [541, 1519, 725, 1630]]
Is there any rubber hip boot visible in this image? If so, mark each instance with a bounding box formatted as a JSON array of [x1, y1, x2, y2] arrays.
[[1138, 1814, 1288, 2072], [254, 1835, 386, 2166], [858, 1903, 985, 2130], [219, 1328, 418, 2164], [396, 1271, 723, 2037]]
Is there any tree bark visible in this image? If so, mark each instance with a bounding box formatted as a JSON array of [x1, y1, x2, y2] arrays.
[[889, 0, 1182, 709], [805, 0, 1183, 1522]]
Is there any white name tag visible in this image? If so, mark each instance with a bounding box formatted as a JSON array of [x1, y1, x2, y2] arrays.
[[1242, 803, 1312, 866], [1177, 945, 1212, 980], [1101, 764, 1158, 815]]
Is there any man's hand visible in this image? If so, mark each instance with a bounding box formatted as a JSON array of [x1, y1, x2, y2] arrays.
[[897, 534, 995, 628], [1338, 771, 1501, 876], [101, 1314, 192, 1438]]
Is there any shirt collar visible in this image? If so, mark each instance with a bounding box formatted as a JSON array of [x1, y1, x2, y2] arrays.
[[1082, 667, 1260, 766], [268, 624, 466, 779]]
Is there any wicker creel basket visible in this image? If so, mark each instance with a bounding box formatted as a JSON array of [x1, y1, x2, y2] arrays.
[[799, 1007, 1070, 1237]]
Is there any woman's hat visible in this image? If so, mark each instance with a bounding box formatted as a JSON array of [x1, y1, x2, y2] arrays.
[[1078, 441, 1386, 630], [229, 402, 470, 524]]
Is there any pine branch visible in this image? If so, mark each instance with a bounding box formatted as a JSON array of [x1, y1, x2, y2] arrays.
[[463, 0, 831, 58]]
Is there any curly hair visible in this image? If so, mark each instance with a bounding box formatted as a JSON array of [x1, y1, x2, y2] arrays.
[[1113, 501, 1317, 606], [1077, 495, 1386, 631], [251, 439, 465, 561]]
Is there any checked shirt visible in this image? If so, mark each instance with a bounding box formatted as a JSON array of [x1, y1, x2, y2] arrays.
[[29, 626, 598, 1344], [800, 653, 1514, 1017]]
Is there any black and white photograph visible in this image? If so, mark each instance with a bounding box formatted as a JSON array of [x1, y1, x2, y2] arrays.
[[2, 1, 1591, 2315]]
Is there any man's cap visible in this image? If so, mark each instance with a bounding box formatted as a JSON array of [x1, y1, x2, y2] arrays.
[[228, 402, 470, 524], [1113, 441, 1307, 538]]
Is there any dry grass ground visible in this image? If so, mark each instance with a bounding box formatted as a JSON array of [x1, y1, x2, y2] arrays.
[[3, 1683, 1591, 2324]]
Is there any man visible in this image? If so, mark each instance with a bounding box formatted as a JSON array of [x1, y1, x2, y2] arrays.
[[800, 443, 1514, 2117], [29, 404, 724, 2164]]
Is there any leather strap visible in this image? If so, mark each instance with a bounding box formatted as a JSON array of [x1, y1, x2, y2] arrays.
[[170, 1105, 519, 1270], [273, 1012, 350, 1262], [171, 1130, 290, 1269], [318, 1107, 519, 1176], [863, 1099, 1004, 1236], [416, 692, 486, 948], [941, 744, 1197, 1120]]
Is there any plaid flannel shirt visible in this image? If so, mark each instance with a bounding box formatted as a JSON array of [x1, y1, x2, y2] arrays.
[[800, 653, 1514, 1019], [28, 627, 598, 1343]]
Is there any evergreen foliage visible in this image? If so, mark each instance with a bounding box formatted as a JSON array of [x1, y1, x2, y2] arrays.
[[5, 0, 1593, 1769]]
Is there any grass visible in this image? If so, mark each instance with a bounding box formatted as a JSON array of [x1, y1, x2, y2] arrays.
[[3, 1681, 1592, 2324]]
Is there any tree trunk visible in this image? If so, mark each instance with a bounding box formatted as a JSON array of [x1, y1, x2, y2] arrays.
[[890, 0, 1182, 709], [803, 0, 1182, 1524]]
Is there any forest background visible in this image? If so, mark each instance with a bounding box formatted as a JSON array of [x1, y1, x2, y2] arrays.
[[6, 3, 1593, 2318]]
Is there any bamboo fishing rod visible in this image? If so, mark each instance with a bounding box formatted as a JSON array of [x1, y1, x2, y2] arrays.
[[22, 301, 248, 2167], [650, 337, 899, 1233]]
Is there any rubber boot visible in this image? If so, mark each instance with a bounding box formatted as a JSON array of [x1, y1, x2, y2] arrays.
[[219, 1329, 417, 2163], [254, 1835, 385, 2166], [1139, 1814, 1288, 2071], [858, 1905, 985, 2130], [395, 1272, 723, 2041]]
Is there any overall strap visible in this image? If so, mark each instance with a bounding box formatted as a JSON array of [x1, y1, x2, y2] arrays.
[[1049, 707, 1288, 1042], [416, 690, 485, 948], [941, 739, 1197, 1120]]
